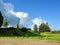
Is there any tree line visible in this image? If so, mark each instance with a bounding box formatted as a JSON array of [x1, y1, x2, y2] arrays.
[[33, 22, 51, 33]]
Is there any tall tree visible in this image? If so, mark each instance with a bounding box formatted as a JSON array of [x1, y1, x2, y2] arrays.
[[39, 22, 51, 33], [0, 11, 3, 27], [16, 19, 20, 28], [33, 24, 38, 32], [2, 19, 8, 27]]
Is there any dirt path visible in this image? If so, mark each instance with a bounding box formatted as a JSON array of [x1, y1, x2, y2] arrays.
[[0, 38, 60, 45]]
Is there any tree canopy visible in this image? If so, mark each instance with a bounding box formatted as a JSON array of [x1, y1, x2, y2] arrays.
[[33, 24, 38, 32], [39, 23, 51, 32], [0, 11, 4, 27], [2, 19, 8, 27]]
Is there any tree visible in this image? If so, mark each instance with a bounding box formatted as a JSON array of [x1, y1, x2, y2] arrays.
[[0, 11, 4, 27], [16, 19, 20, 28], [39, 22, 51, 33], [21, 27, 27, 32], [33, 24, 38, 32], [2, 19, 8, 27]]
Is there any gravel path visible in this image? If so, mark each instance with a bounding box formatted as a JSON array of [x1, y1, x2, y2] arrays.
[[0, 38, 60, 45]]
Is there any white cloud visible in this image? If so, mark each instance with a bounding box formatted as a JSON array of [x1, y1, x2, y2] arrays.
[[0, 0, 5, 17], [0, 0, 30, 28], [33, 17, 46, 27], [10, 11, 30, 27], [4, 3, 14, 12], [16, 12, 30, 27]]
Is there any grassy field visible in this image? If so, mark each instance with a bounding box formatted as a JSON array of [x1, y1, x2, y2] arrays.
[[0, 32, 60, 45], [0, 36, 60, 45], [0, 32, 60, 41], [40, 32, 60, 40]]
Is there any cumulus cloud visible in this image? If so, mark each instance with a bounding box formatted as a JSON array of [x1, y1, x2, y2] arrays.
[[0, 0, 30, 28], [10, 11, 30, 27], [4, 3, 14, 11], [0, 0, 5, 17], [33, 17, 46, 26], [31, 17, 47, 30]]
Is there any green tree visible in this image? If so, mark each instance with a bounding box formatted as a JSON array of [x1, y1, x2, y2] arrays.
[[21, 27, 28, 32], [0, 11, 4, 27], [39, 22, 51, 33], [16, 19, 20, 28], [33, 24, 38, 32], [2, 19, 8, 27]]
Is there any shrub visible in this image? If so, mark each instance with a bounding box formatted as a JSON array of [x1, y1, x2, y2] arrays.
[[21, 27, 28, 33]]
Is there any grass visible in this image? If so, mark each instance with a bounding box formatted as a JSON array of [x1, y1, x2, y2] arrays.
[[0, 30, 60, 41], [40, 32, 60, 40]]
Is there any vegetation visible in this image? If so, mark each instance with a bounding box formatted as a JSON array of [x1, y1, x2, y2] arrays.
[[2, 19, 8, 27], [0, 11, 4, 27], [0, 29, 60, 40], [51, 30, 60, 34], [0, 27, 60, 40], [40, 32, 60, 40], [39, 22, 51, 33], [0, 28, 39, 37], [21, 27, 28, 33], [33, 24, 38, 32], [0, 11, 60, 41]]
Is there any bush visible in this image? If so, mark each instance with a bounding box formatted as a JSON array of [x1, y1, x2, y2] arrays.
[[51, 30, 60, 34], [21, 27, 28, 33], [0, 28, 28, 36]]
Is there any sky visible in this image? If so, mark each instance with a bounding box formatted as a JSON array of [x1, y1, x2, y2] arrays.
[[0, 0, 60, 30]]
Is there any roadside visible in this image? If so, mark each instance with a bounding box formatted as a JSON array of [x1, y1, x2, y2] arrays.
[[0, 38, 60, 45]]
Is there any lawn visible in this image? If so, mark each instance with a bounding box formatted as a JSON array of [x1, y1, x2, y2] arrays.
[[40, 32, 60, 40], [0, 32, 60, 41]]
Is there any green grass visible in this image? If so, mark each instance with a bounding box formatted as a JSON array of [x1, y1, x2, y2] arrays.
[[40, 32, 60, 40], [0, 31, 60, 41]]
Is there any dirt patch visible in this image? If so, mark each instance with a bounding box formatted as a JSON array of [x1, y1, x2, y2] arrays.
[[0, 38, 60, 45]]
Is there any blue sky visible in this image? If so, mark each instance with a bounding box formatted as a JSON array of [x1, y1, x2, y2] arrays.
[[3, 0, 60, 30]]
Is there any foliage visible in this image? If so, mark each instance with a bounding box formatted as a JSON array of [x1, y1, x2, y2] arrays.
[[0, 11, 4, 27], [51, 30, 60, 34], [0, 28, 60, 40], [39, 23, 51, 33], [0, 28, 25, 36], [33, 24, 38, 32], [0, 28, 39, 36], [2, 19, 8, 27], [16, 19, 20, 28], [21, 27, 28, 33]]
